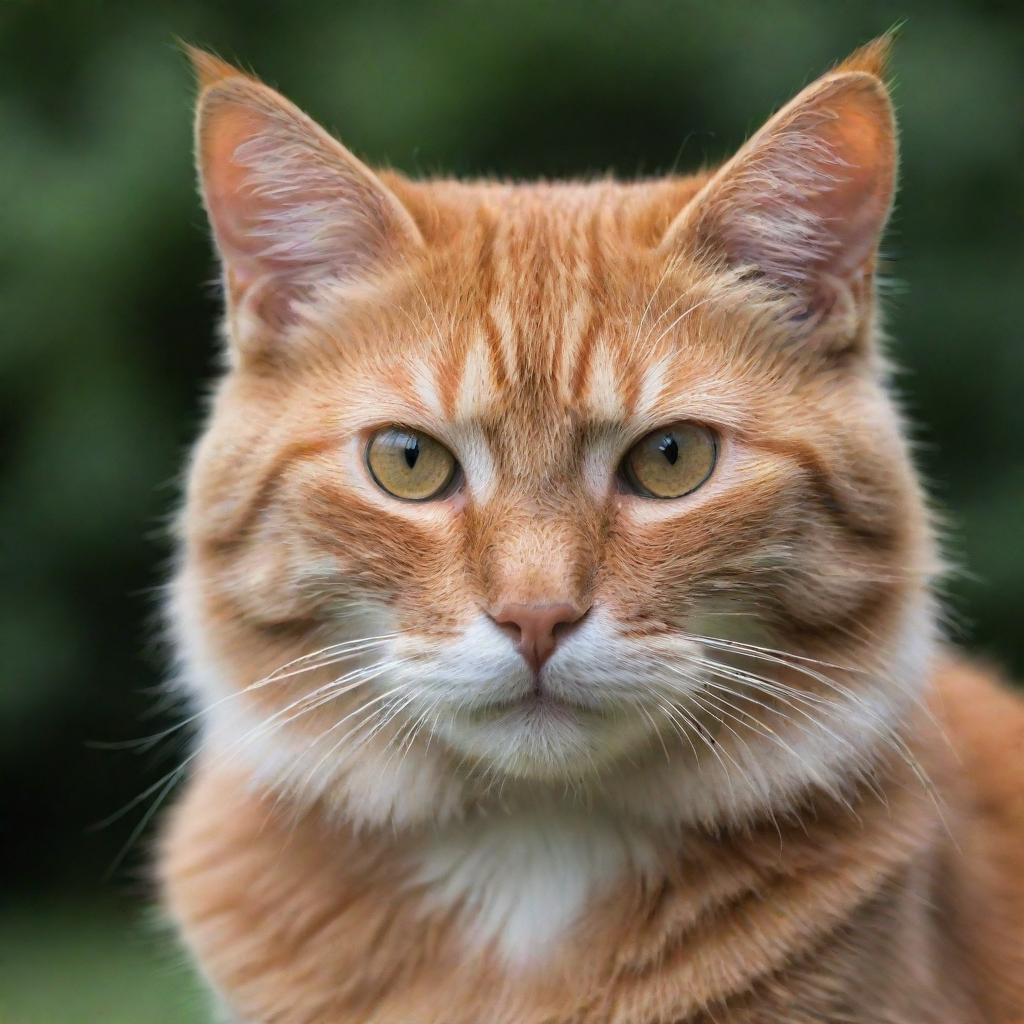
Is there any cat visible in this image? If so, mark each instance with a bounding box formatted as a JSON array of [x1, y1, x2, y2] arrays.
[[158, 37, 1024, 1023]]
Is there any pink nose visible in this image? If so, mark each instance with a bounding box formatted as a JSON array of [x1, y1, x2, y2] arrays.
[[490, 602, 589, 673]]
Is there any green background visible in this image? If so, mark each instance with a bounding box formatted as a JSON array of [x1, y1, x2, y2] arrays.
[[1, 1, 1021, 1019]]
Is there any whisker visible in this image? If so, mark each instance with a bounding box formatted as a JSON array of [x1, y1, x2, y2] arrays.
[[389, 692, 448, 775], [97, 643, 403, 874], [243, 657, 401, 743], [672, 694, 752, 805], [675, 636, 945, 824], [692, 668, 882, 790], [646, 294, 716, 350], [628, 252, 682, 358], [684, 632, 861, 673], [295, 677, 410, 788], [112, 635, 399, 754], [245, 634, 399, 690], [685, 677, 825, 785], [636, 702, 672, 765]]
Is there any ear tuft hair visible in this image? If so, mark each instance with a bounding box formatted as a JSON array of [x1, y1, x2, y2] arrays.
[[181, 43, 255, 92], [834, 33, 896, 80]]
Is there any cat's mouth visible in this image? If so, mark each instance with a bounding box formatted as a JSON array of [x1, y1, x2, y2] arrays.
[[436, 683, 646, 780], [466, 690, 609, 722]]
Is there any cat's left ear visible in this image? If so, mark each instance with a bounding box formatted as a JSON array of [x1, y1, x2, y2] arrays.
[[662, 39, 896, 340], [186, 48, 422, 343]]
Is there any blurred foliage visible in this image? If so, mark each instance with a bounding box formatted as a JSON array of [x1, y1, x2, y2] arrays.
[[0, 1, 1021, 1015], [1, 897, 207, 1021]]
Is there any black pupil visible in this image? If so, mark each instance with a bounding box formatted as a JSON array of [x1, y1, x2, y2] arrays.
[[658, 435, 679, 465], [403, 435, 420, 469]]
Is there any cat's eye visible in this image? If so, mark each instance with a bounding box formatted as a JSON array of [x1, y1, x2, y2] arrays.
[[366, 427, 458, 502], [621, 422, 717, 499]]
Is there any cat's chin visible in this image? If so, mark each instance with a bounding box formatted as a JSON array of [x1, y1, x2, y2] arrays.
[[434, 693, 650, 780]]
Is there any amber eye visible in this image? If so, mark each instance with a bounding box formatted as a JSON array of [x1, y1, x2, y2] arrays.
[[621, 422, 717, 499], [366, 428, 458, 502]]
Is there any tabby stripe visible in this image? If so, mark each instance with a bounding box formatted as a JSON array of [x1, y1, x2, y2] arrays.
[[756, 437, 902, 550]]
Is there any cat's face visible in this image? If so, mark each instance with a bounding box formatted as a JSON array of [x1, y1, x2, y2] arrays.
[[175, 44, 937, 826]]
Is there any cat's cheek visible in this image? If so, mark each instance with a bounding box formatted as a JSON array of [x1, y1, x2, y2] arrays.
[[195, 530, 330, 630]]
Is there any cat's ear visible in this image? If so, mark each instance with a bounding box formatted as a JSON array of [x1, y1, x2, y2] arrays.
[[662, 38, 896, 336], [186, 48, 422, 337]]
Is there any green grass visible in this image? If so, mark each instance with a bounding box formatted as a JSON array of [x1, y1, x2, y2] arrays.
[[0, 899, 210, 1024]]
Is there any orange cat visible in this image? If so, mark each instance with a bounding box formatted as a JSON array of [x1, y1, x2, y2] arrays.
[[159, 39, 1024, 1023]]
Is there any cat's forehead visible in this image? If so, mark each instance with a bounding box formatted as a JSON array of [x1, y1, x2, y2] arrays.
[[320, 178, 763, 488], [412, 285, 671, 431], [394, 179, 721, 427]]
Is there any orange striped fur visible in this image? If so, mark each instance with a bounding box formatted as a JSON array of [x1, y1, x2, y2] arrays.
[[159, 39, 1024, 1022]]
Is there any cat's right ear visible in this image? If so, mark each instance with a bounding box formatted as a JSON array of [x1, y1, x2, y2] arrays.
[[186, 48, 422, 344]]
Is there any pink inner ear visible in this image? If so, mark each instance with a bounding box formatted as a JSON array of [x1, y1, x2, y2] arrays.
[[201, 102, 289, 303], [798, 94, 894, 279]]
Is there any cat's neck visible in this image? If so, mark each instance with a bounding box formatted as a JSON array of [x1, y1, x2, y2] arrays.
[[161, 697, 962, 1023], [407, 802, 664, 966]]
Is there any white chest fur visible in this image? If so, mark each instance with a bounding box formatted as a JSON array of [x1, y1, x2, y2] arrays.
[[411, 809, 657, 967]]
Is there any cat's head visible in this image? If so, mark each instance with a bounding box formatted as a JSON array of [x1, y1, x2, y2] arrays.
[[173, 40, 938, 828]]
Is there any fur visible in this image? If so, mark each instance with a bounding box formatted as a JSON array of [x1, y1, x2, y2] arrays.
[[158, 39, 1024, 1022]]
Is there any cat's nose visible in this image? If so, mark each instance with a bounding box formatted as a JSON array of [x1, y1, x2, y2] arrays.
[[489, 602, 589, 673]]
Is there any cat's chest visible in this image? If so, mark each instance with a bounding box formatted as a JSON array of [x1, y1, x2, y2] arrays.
[[409, 811, 657, 966]]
